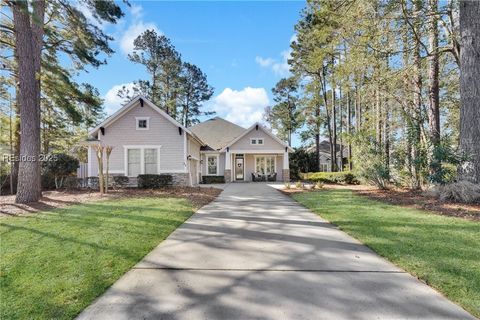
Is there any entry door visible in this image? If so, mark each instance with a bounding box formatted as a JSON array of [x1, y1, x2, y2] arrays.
[[235, 157, 244, 180]]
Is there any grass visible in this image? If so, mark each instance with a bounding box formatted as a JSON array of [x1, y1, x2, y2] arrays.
[[292, 189, 480, 318], [0, 197, 195, 320]]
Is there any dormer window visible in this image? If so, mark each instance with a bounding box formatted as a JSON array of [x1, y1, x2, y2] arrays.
[[250, 138, 264, 145], [136, 117, 149, 130]]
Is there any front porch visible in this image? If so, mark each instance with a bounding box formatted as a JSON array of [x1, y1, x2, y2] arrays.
[[224, 149, 290, 183]]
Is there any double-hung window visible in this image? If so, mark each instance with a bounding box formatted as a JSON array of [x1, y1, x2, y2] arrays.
[[144, 148, 158, 174], [127, 149, 141, 177], [206, 155, 218, 175], [126, 146, 160, 176]]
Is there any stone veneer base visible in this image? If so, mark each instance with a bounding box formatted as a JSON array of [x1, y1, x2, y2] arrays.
[[224, 169, 232, 183]]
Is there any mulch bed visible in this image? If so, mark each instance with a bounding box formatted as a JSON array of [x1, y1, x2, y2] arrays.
[[354, 188, 480, 221], [280, 183, 480, 221], [0, 187, 222, 217]]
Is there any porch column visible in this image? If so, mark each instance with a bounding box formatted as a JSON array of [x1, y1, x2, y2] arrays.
[[225, 148, 232, 183], [282, 148, 290, 182]]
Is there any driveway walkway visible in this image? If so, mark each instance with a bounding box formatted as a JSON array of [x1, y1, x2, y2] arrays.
[[77, 183, 474, 320]]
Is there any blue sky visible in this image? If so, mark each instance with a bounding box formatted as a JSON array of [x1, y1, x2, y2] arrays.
[[77, 0, 305, 146]]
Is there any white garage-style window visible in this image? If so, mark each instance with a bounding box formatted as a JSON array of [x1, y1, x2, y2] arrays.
[[124, 146, 161, 176], [255, 156, 276, 174], [206, 155, 218, 175], [135, 117, 150, 130]]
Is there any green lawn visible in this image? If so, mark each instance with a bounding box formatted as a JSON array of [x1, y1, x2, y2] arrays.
[[293, 189, 480, 318], [0, 197, 195, 320]]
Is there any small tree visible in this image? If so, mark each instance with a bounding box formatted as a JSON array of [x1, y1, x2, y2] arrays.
[[105, 146, 114, 193], [92, 144, 105, 194], [43, 153, 79, 189]]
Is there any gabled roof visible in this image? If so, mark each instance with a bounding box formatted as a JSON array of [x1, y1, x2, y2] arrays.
[[306, 140, 349, 156], [189, 117, 246, 150], [220, 122, 294, 152], [89, 96, 204, 145]]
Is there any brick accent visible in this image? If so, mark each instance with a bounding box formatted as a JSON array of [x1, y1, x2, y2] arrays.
[[224, 169, 232, 183], [282, 169, 290, 182]]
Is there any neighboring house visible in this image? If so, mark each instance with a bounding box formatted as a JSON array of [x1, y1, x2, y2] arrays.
[[87, 96, 292, 186], [306, 141, 349, 172]]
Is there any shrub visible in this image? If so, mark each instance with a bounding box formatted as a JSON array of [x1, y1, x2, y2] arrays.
[[301, 172, 359, 185], [431, 181, 480, 204], [0, 174, 10, 195], [289, 149, 318, 180], [202, 176, 225, 184], [87, 176, 99, 189], [64, 177, 81, 189], [315, 181, 324, 189], [113, 176, 129, 188], [42, 153, 79, 189], [295, 181, 302, 189], [284, 182, 291, 189], [41, 174, 57, 190], [138, 174, 173, 188]]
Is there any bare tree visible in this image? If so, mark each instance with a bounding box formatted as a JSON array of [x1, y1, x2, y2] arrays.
[[92, 144, 105, 195]]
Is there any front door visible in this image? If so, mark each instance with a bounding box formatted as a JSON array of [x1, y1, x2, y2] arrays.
[[235, 156, 244, 180]]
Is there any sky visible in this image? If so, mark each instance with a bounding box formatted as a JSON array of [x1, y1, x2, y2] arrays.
[[76, 0, 305, 146]]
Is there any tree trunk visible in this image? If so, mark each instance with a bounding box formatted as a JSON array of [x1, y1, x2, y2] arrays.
[[411, 0, 423, 189], [427, 0, 441, 178], [338, 87, 343, 171], [459, 0, 480, 183], [12, 0, 45, 203], [347, 90, 352, 170], [11, 88, 21, 194], [331, 84, 337, 172]]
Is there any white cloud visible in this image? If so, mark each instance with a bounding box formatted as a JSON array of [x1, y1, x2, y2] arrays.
[[255, 56, 274, 67], [256, 34, 296, 77], [208, 87, 270, 128], [130, 4, 143, 19], [118, 4, 161, 55], [103, 82, 135, 115], [256, 49, 291, 77]]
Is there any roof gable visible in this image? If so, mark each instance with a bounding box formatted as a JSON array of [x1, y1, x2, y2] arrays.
[[89, 96, 204, 145], [221, 123, 293, 152], [189, 117, 246, 150]]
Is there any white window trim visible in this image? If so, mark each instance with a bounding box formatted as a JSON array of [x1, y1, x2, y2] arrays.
[[124, 145, 161, 177], [135, 117, 150, 130], [254, 155, 277, 174], [250, 138, 264, 145], [205, 154, 219, 176]]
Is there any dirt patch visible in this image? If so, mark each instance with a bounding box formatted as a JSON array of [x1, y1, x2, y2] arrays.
[[0, 187, 222, 217]]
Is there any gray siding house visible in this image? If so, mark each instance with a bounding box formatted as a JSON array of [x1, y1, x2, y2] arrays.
[[87, 96, 292, 186]]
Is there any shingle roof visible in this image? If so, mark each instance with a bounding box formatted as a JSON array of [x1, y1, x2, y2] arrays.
[[189, 117, 246, 150], [306, 140, 348, 156]]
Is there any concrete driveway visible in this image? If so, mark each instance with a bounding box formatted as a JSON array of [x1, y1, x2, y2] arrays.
[[77, 183, 475, 320]]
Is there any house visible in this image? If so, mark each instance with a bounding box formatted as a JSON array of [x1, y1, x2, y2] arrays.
[[87, 96, 292, 186], [306, 141, 349, 172]]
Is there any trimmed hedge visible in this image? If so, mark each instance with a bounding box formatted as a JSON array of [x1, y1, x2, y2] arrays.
[[301, 172, 359, 185], [202, 176, 225, 184], [138, 174, 173, 188], [113, 176, 129, 188]]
